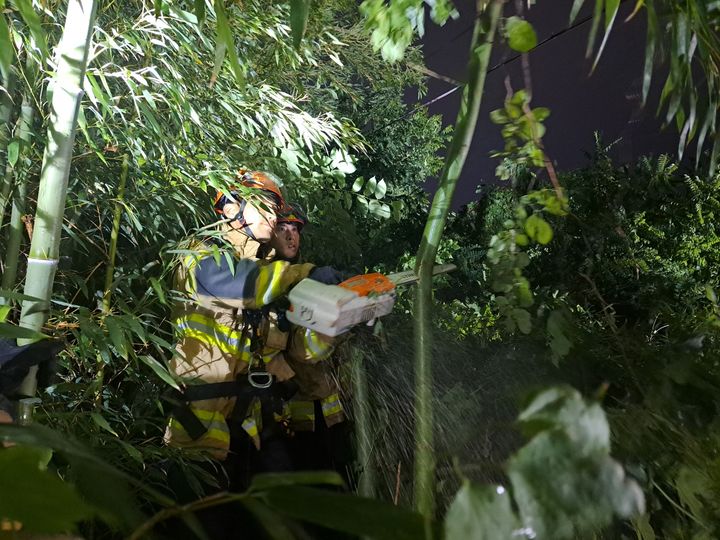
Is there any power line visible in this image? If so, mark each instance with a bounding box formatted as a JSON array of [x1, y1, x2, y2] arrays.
[[366, 11, 595, 136]]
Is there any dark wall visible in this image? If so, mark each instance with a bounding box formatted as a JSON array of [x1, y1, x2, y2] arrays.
[[419, 0, 677, 206]]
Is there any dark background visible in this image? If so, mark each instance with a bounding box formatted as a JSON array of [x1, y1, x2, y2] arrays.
[[418, 0, 678, 206]]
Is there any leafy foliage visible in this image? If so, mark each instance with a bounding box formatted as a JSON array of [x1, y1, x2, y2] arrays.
[[359, 0, 458, 62], [0, 386, 642, 539], [444, 386, 643, 540]]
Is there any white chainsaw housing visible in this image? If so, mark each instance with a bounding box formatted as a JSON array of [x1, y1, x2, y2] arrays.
[[286, 278, 396, 337]]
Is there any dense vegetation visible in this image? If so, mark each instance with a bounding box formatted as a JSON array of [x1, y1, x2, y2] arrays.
[[0, 0, 718, 539]]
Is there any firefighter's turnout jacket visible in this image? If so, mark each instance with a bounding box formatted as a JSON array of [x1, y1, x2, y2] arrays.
[[165, 233, 314, 457], [286, 326, 346, 432]]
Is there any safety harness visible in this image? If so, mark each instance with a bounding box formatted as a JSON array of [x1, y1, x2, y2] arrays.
[[167, 306, 296, 442]]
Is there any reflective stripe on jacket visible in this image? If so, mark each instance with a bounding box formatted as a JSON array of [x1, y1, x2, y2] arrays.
[[164, 234, 314, 456], [286, 325, 345, 431], [288, 393, 344, 432]]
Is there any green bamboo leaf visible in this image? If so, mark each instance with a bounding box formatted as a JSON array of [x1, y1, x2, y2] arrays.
[[641, 2, 657, 104], [710, 130, 720, 175], [119, 441, 143, 464], [590, 0, 621, 72], [149, 277, 166, 305], [139, 354, 181, 391], [12, 0, 49, 58], [585, 0, 604, 59], [505, 16, 537, 53], [90, 412, 119, 437], [695, 102, 714, 166], [624, 0, 644, 22], [105, 317, 128, 359], [6, 139, 19, 167], [0, 305, 11, 322], [290, 0, 311, 50], [0, 13, 14, 83], [194, 0, 206, 24], [677, 93, 697, 160], [213, 0, 244, 86], [0, 322, 48, 340], [569, 0, 587, 24], [154, 0, 162, 17]]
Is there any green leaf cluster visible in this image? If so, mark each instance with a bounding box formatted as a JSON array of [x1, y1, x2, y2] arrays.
[[359, 0, 458, 62], [490, 90, 550, 180], [445, 386, 644, 539]]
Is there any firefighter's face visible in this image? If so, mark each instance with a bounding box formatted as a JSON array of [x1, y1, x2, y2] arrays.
[[270, 222, 301, 260], [223, 200, 277, 242]]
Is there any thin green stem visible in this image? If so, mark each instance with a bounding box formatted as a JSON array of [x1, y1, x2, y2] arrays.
[[352, 346, 375, 498], [129, 492, 247, 540], [102, 154, 129, 313], [412, 0, 503, 522]]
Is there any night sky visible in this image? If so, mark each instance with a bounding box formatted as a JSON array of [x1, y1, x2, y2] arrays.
[[418, 0, 677, 207]]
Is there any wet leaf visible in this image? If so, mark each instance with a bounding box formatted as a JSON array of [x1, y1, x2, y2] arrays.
[[445, 482, 518, 540]]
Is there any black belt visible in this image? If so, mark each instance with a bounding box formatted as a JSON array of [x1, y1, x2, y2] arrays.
[[167, 377, 298, 441]]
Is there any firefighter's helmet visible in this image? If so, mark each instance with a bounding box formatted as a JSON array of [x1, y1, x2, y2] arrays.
[[213, 170, 284, 215], [277, 202, 308, 231]]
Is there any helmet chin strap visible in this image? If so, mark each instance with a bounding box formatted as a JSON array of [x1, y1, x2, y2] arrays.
[[231, 199, 257, 240]]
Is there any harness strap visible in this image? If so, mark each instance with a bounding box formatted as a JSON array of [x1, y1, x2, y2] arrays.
[[232, 200, 257, 241], [168, 379, 298, 441]]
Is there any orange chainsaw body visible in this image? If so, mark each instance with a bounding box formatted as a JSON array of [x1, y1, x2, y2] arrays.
[[339, 273, 395, 296]]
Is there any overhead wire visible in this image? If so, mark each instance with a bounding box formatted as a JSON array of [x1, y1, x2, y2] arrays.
[[365, 10, 595, 136]]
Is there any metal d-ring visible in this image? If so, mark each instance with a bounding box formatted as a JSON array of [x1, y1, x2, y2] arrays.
[[248, 371, 273, 389]]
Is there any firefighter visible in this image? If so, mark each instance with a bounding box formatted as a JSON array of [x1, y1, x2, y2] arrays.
[[164, 171, 339, 490], [268, 204, 355, 486]]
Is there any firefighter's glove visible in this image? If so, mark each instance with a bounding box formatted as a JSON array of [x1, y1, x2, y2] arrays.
[[309, 266, 345, 285]]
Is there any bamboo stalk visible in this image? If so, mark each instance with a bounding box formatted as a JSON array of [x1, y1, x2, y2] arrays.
[[352, 346, 375, 498], [0, 69, 17, 228], [102, 154, 129, 313], [0, 69, 16, 179], [412, 0, 503, 522], [17, 0, 98, 396], [1, 92, 36, 295]]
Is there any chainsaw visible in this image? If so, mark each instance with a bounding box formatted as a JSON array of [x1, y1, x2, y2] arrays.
[[285, 264, 456, 337]]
